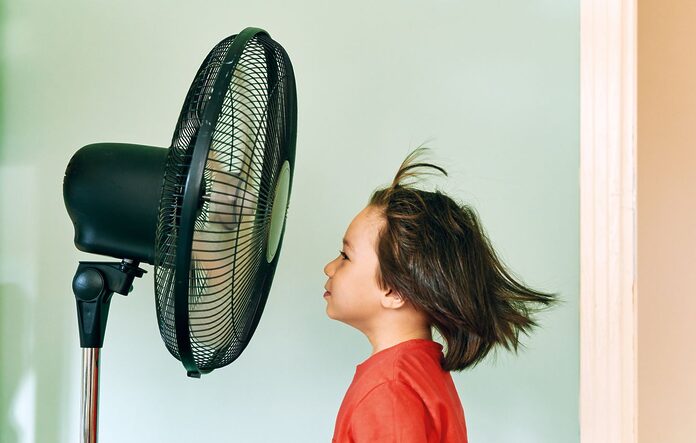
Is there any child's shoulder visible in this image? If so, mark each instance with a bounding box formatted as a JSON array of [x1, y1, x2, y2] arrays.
[[355, 339, 450, 404], [362, 339, 446, 386], [391, 339, 445, 379]]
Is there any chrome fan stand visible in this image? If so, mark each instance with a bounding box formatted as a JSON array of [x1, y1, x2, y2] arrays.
[[81, 348, 100, 442], [71, 260, 145, 443]]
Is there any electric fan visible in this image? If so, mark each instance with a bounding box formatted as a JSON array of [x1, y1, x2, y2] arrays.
[[63, 27, 296, 442]]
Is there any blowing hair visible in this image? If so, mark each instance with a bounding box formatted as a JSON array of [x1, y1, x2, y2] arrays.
[[369, 147, 558, 372]]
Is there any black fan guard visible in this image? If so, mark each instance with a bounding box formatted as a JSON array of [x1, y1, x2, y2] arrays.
[[154, 27, 297, 378]]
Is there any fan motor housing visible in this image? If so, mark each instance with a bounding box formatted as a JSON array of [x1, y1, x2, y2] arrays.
[[64, 143, 167, 264]]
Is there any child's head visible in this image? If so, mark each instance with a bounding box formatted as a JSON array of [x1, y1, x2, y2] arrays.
[[323, 204, 432, 340], [324, 148, 557, 371]]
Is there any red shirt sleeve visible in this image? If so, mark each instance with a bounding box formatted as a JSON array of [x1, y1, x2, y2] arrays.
[[349, 380, 434, 443]]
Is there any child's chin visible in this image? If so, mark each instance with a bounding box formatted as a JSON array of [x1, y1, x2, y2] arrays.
[[325, 304, 341, 321], [325, 305, 335, 319]]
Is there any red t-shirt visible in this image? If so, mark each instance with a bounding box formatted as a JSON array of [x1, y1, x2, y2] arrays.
[[332, 338, 468, 442]]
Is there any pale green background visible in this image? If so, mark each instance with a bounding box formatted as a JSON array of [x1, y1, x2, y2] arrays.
[[0, 0, 579, 442]]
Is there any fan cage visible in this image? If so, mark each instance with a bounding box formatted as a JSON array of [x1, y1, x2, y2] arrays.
[[154, 30, 296, 374]]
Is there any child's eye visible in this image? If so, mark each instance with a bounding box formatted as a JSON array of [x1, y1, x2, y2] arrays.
[[339, 250, 349, 260]]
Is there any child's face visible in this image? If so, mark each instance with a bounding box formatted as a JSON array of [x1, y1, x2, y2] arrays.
[[323, 205, 387, 330]]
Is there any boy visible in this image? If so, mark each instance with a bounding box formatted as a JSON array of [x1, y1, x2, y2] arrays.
[[323, 148, 556, 442]]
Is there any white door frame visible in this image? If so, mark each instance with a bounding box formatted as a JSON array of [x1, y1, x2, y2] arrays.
[[580, 0, 637, 442]]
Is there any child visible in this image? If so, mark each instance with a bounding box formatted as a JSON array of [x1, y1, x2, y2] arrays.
[[323, 147, 557, 442]]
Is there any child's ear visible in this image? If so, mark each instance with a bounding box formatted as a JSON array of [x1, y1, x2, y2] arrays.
[[381, 288, 406, 310]]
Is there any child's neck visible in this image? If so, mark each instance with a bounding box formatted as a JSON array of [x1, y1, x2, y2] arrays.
[[367, 327, 433, 357]]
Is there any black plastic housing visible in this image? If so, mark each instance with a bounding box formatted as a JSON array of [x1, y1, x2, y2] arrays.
[[63, 143, 167, 264]]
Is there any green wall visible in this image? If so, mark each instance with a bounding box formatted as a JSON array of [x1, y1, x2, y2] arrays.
[[0, 0, 579, 441]]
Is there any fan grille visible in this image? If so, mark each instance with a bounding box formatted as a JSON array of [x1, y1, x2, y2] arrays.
[[154, 30, 296, 374]]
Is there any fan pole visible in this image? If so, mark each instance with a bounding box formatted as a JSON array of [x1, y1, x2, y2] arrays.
[[81, 348, 100, 443]]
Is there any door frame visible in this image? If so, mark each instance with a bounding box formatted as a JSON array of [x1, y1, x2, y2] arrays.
[[580, 0, 638, 442]]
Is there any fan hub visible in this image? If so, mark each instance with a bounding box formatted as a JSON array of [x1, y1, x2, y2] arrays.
[[267, 160, 291, 263]]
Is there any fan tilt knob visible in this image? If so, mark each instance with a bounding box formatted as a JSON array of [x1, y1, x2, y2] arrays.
[[73, 268, 106, 301]]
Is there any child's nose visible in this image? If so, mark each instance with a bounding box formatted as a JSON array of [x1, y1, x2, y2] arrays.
[[323, 258, 335, 277]]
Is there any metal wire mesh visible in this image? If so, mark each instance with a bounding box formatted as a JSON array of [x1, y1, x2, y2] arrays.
[[154, 32, 295, 373]]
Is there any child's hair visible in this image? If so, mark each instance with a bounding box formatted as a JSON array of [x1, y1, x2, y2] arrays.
[[368, 147, 558, 372]]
